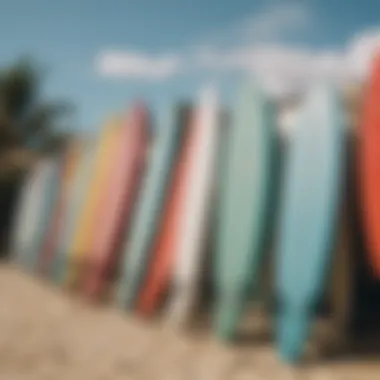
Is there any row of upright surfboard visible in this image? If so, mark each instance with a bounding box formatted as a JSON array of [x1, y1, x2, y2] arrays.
[[10, 54, 380, 364]]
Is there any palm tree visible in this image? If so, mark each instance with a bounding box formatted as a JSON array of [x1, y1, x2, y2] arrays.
[[0, 57, 74, 151], [0, 57, 75, 252]]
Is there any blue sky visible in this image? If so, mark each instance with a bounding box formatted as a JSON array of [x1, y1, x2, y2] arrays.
[[0, 0, 379, 132]]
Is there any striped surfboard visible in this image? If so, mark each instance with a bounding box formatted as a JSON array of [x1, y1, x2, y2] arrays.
[[65, 118, 122, 289], [116, 105, 189, 309]]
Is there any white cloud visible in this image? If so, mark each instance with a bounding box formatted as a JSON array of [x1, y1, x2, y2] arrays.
[[96, 50, 182, 80], [345, 29, 380, 79], [199, 1, 313, 48], [94, 1, 380, 94], [195, 45, 350, 97], [194, 28, 380, 97], [236, 2, 313, 43], [95, 1, 312, 82], [192, 3, 380, 96]]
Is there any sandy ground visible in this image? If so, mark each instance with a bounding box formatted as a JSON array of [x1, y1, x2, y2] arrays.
[[0, 263, 379, 380]]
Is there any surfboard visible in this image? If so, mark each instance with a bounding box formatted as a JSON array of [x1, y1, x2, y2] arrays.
[[136, 106, 195, 317], [29, 155, 64, 272], [83, 104, 149, 300], [65, 118, 122, 290], [276, 84, 345, 363], [21, 159, 57, 271], [197, 109, 230, 314], [359, 53, 380, 278], [11, 162, 39, 264], [162, 87, 220, 327], [51, 140, 95, 283], [116, 104, 190, 309], [39, 142, 81, 276], [311, 93, 356, 356], [214, 80, 276, 341], [316, 164, 352, 356]]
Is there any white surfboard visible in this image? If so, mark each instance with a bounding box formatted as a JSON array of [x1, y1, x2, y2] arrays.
[[15, 159, 54, 270], [11, 164, 38, 263], [167, 86, 220, 327]]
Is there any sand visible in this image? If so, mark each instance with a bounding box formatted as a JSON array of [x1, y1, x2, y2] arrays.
[[0, 263, 378, 380]]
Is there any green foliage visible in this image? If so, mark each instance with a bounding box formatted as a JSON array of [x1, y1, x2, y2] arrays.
[[0, 57, 75, 178], [0, 57, 76, 250]]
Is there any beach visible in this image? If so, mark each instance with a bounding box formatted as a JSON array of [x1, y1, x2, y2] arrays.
[[0, 263, 378, 380]]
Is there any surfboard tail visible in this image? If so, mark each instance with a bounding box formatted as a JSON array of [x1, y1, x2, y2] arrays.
[[115, 279, 136, 310], [277, 307, 311, 364], [166, 288, 196, 329], [114, 283, 123, 306], [214, 293, 245, 342], [65, 258, 84, 291], [83, 270, 103, 300], [52, 253, 66, 283], [138, 282, 163, 317]]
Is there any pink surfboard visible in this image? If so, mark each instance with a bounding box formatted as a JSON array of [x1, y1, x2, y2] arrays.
[[83, 104, 150, 300]]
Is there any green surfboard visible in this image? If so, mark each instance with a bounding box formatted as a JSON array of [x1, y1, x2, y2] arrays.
[[214, 80, 277, 340]]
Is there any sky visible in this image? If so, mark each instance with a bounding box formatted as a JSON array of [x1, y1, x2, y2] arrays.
[[0, 0, 380, 132]]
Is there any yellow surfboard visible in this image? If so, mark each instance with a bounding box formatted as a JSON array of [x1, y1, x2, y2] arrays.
[[65, 118, 122, 289]]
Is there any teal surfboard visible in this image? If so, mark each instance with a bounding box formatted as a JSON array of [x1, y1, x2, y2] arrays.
[[214, 80, 276, 340], [276, 84, 345, 363], [116, 105, 189, 308]]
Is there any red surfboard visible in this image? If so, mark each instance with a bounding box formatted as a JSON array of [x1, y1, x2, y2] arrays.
[[83, 104, 150, 300], [360, 52, 380, 278], [137, 109, 196, 316]]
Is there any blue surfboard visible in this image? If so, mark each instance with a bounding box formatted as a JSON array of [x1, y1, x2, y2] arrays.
[[276, 84, 345, 363]]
